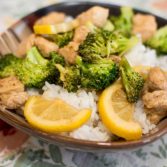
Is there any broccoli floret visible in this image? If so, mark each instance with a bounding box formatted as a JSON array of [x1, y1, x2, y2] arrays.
[[77, 57, 119, 90], [49, 51, 66, 84], [0, 54, 21, 78], [50, 52, 65, 66], [113, 34, 139, 56], [146, 26, 167, 54], [79, 30, 138, 62], [102, 31, 139, 56], [120, 57, 144, 103], [55, 56, 119, 92], [47, 31, 73, 48], [55, 64, 80, 92], [110, 7, 134, 37], [16, 47, 57, 88], [79, 31, 107, 62]]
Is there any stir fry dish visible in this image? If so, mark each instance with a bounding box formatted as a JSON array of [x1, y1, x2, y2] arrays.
[[1, 6, 167, 141]]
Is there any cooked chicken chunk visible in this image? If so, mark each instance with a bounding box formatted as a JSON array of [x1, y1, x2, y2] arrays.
[[34, 36, 58, 56], [73, 26, 90, 43], [0, 76, 24, 93], [142, 90, 167, 110], [0, 77, 28, 109], [16, 34, 35, 57], [0, 92, 28, 110], [35, 12, 66, 25], [145, 108, 167, 124], [76, 6, 109, 27], [132, 14, 157, 41], [58, 25, 90, 64], [142, 67, 167, 124], [16, 34, 58, 57], [147, 67, 167, 91], [109, 55, 121, 64], [58, 42, 79, 64]]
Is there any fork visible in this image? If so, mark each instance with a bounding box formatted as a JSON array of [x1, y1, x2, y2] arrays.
[[0, 21, 32, 56]]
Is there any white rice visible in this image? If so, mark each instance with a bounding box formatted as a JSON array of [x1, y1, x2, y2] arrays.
[[69, 123, 110, 141], [126, 42, 157, 67], [27, 40, 167, 141], [133, 101, 156, 134]]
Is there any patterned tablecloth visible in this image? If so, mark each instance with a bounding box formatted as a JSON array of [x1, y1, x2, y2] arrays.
[[0, 0, 167, 166]]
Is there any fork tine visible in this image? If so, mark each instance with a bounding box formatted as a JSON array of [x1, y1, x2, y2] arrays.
[[1, 30, 20, 54], [0, 35, 11, 55]]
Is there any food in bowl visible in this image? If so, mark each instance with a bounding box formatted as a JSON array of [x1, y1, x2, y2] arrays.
[[0, 5, 167, 142]]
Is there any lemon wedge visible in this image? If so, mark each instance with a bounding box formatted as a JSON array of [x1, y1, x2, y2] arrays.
[[133, 65, 151, 79], [134, 65, 167, 76], [33, 20, 79, 34], [98, 80, 142, 140], [24, 96, 91, 133]]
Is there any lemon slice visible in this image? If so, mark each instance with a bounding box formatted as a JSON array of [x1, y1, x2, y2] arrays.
[[33, 20, 79, 34], [24, 96, 91, 133], [98, 80, 142, 140], [133, 65, 151, 79]]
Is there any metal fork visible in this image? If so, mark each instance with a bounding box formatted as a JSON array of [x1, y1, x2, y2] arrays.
[[0, 30, 20, 55], [0, 21, 32, 56]]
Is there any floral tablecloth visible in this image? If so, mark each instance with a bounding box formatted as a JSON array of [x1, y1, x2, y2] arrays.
[[0, 0, 167, 167]]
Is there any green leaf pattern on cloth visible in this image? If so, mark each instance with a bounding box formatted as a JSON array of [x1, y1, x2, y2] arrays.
[[1, 137, 165, 167], [49, 145, 63, 164]]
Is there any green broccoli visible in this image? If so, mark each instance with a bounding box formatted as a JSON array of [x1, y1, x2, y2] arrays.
[[146, 26, 167, 54], [110, 6, 134, 37], [16, 47, 57, 88], [114, 35, 139, 56], [102, 31, 139, 56], [55, 56, 119, 92], [77, 57, 119, 90], [0, 54, 21, 78], [47, 31, 73, 48], [79, 30, 138, 62], [50, 51, 65, 66], [120, 57, 144, 103], [55, 64, 80, 92], [79, 31, 107, 62]]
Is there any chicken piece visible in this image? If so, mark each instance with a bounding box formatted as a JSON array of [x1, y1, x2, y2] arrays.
[[16, 34, 58, 57], [142, 90, 167, 124], [109, 55, 121, 64], [0, 76, 24, 93], [147, 111, 167, 124], [34, 36, 58, 56], [76, 6, 109, 27], [58, 26, 90, 64], [147, 67, 167, 91], [16, 34, 36, 58], [144, 107, 167, 124], [0, 92, 28, 110], [142, 90, 167, 110], [58, 41, 79, 64], [132, 14, 157, 41], [73, 26, 90, 43], [0, 76, 28, 109], [142, 82, 149, 95], [35, 12, 66, 25], [142, 67, 167, 124]]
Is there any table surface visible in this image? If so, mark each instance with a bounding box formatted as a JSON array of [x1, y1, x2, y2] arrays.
[[0, 0, 167, 167]]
